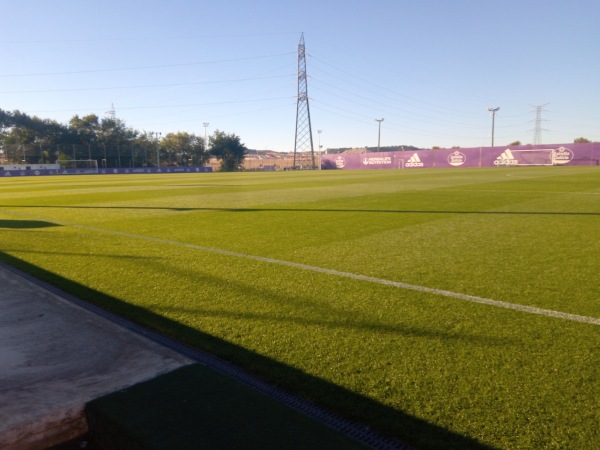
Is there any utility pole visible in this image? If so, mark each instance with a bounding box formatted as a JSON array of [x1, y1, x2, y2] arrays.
[[375, 118, 384, 152], [487, 107, 500, 147]]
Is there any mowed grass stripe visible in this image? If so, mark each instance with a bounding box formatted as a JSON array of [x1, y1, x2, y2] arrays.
[[3, 206, 598, 326]]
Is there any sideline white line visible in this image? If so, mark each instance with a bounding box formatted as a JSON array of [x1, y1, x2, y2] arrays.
[[3, 209, 599, 326], [61, 225, 600, 326], [151, 236, 600, 326]]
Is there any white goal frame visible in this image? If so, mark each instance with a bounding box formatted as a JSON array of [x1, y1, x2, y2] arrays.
[[57, 159, 99, 173], [509, 149, 556, 166]]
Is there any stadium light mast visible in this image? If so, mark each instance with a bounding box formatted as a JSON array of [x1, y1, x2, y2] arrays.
[[375, 118, 384, 152], [152, 132, 161, 167], [487, 107, 500, 147], [203, 122, 209, 149]]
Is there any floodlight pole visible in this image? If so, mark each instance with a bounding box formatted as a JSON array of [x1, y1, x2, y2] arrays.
[[488, 107, 500, 147], [203, 122, 209, 149], [154, 132, 162, 167], [375, 118, 384, 152]]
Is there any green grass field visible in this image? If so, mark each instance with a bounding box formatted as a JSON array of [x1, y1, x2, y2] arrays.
[[1, 167, 598, 449]]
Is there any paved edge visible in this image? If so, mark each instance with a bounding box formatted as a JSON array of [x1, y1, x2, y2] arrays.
[[0, 262, 410, 450], [0, 262, 193, 450]]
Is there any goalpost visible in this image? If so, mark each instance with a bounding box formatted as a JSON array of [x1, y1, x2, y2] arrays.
[[514, 149, 555, 166], [495, 149, 558, 166], [57, 159, 99, 173]]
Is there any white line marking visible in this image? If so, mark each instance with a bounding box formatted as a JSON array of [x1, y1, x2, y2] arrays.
[[63, 224, 600, 327], [3, 209, 599, 326]]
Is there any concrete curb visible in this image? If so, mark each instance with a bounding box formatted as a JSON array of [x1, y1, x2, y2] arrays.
[[0, 265, 192, 449]]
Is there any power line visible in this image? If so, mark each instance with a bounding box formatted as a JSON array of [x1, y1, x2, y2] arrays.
[[308, 53, 484, 118], [0, 52, 295, 78], [0, 74, 296, 94], [23, 96, 295, 114], [3, 31, 302, 45]]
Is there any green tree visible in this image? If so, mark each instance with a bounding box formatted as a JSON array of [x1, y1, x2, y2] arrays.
[[68, 114, 100, 161], [0, 108, 14, 133], [509, 141, 521, 146], [209, 130, 248, 171], [69, 114, 100, 146], [161, 131, 207, 166], [0, 110, 69, 163], [133, 131, 160, 167], [574, 137, 591, 144], [99, 117, 136, 146], [5, 111, 55, 145], [97, 117, 137, 167]]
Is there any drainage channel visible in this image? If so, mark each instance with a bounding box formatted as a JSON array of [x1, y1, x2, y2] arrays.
[[2, 262, 412, 450]]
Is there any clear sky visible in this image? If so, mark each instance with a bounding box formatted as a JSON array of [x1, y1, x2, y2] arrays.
[[1, 0, 598, 152]]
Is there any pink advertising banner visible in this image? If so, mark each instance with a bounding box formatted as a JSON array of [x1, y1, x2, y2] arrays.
[[321, 143, 599, 170]]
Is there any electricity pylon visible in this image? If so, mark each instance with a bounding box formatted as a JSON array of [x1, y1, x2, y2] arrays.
[[531, 104, 549, 145], [293, 33, 315, 169]]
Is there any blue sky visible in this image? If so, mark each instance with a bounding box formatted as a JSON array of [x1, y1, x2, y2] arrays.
[[1, 0, 598, 152]]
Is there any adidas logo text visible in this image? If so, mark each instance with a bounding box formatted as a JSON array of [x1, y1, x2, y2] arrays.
[[494, 149, 518, 166], [405, 153, 424, 167]]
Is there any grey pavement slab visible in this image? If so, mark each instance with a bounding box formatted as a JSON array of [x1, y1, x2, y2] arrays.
[[0, 265, 192, 450]]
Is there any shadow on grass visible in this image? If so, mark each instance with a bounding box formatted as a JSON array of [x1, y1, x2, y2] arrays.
[[1, 204, 598, 216], [2, 247, 161, 261], [0, 251, 493, 450], [0, 219, 62, 229], [144, 257, 511, 346]]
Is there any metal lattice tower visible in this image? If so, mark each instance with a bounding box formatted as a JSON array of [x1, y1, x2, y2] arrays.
[[531, 103, 549, 145], [106, 103, 116, 120], [293, 33, 315, 169]]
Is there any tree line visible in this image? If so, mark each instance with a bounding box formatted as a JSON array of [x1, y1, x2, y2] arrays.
[[0, 109, 248, 171]]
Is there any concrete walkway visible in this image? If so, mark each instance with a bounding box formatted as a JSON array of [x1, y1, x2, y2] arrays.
[[0, 265, 192, 450]]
